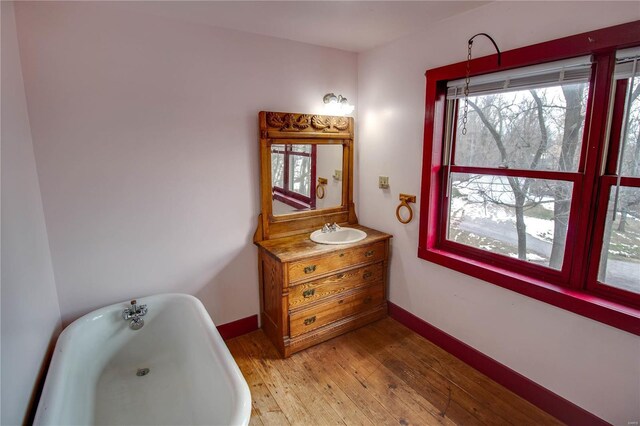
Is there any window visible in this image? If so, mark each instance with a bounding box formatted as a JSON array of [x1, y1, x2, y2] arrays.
[[589, 47, 640, 303], [271, 144, 317, 210], [444, 58, 590, 274], [419, 22, 640, 334]]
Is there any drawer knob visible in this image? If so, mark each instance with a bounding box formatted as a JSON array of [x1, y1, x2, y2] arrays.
[[363, 271, 372, 279], [365, 250, 375, 257], [337, 273, 345, 279], [304, 316, 316, 326], [304, 265, 317, 274], [339, 253, 345, 257], [363, 296, 373, 304], [302, 289, 316, 298]]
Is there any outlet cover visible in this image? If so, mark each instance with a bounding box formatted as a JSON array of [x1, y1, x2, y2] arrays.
[[333, 170, 342, 180], [379, 176, 389, 189]]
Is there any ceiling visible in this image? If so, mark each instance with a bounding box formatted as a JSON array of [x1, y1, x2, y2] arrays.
[[115, 1, 489, 52]]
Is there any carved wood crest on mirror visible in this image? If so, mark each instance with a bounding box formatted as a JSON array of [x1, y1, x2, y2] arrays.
[[254, 111, 358, 242]]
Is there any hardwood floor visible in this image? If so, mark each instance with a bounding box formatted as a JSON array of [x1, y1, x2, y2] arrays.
[[226, 317, 562, 425]]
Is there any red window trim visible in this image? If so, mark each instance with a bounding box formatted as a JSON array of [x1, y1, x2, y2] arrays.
[[272, 144, 317, 210], [418, 20, 640, 335]]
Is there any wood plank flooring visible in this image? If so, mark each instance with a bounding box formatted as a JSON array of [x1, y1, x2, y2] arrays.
[[226, 317, 562, 426]]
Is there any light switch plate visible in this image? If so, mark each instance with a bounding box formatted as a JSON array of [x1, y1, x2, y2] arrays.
[[379, 176, 389, 189], [333, 170, 342, 180]]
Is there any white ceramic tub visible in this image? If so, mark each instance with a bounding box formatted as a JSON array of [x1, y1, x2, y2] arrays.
[[34, 294, 251, 426]]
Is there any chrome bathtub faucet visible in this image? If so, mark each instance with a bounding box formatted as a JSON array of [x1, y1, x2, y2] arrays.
[[122, 299, 147, 330]]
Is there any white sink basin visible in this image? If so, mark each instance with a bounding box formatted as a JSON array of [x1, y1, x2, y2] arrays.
[[310, 227, 367, 245]]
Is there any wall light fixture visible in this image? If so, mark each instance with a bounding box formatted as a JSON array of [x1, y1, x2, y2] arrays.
[[323, 93, 355, 116]]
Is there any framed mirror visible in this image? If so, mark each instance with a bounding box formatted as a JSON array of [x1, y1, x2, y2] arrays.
[[255, 111, 357, 241], [271, 143, 343, 215]]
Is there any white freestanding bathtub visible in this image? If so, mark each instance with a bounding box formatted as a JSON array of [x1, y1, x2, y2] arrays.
[[34, 294, 251, 426]]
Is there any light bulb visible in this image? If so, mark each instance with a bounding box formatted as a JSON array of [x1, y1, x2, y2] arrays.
[[322, 93, 354, 116], [342, 103, 355, 115]]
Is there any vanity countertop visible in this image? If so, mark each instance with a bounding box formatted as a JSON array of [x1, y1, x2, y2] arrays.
[[256, 224, 392, 263]]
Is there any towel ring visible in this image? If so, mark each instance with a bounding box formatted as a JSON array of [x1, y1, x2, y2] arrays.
[[396, 194, 416, 224], [316, 177, 327, 199]]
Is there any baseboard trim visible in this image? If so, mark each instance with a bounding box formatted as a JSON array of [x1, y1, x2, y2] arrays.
[[388, 302, 608, 426], [217, 314, 259, 340]]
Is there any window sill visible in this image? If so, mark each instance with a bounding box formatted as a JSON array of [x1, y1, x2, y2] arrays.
[[272, 192, 312, 210], [418, 246, 640, 336]]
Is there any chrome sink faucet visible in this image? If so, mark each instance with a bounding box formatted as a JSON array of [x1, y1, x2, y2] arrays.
[[321, 222, 342, 233], [122, 299, 147, 330]]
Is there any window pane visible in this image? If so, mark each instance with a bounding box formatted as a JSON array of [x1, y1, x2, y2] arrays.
[[617, 77, 640, 177], [291, 144, 312, 154], [454, 83, 588, 172], [447, 173, 573, 269], [598, 186, 640, 294], [271, 152, 284, 188], [289, 154, 311, 196]]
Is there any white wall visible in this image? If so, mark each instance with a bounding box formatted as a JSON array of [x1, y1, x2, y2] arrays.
[[272, 199, 298, 215], [357, 2, 640, 424], [14, 1, 357, 325], [1, 2, 62, 424]]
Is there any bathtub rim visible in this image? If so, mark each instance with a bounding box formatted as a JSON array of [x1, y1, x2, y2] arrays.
[[33, 293, 252, 426]]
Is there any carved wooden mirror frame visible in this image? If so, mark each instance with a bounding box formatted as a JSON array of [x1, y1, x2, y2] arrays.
[[254, 111, 357, 242]]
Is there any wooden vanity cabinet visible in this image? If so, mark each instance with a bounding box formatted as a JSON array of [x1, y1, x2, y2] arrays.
[[254, 111, 391, 357], [256, 225, 391, 357]]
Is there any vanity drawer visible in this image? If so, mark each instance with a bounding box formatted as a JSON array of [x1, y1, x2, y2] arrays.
[[288, 262, 383, 310], [289, 284, 384, 337], [288, 241, 386, 284]]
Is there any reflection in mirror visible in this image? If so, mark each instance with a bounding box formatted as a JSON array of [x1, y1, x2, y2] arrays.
[[271, 144, 343, 215]]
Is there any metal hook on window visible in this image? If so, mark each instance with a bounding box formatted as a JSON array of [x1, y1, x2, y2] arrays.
[[461, 33, 502, 136], [468, 33, 502, 66]]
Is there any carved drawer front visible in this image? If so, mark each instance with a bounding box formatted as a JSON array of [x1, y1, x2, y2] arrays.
[[288, 241, 386, 284], [289, 284, 384, 337], [288, 262, 384, 310]]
